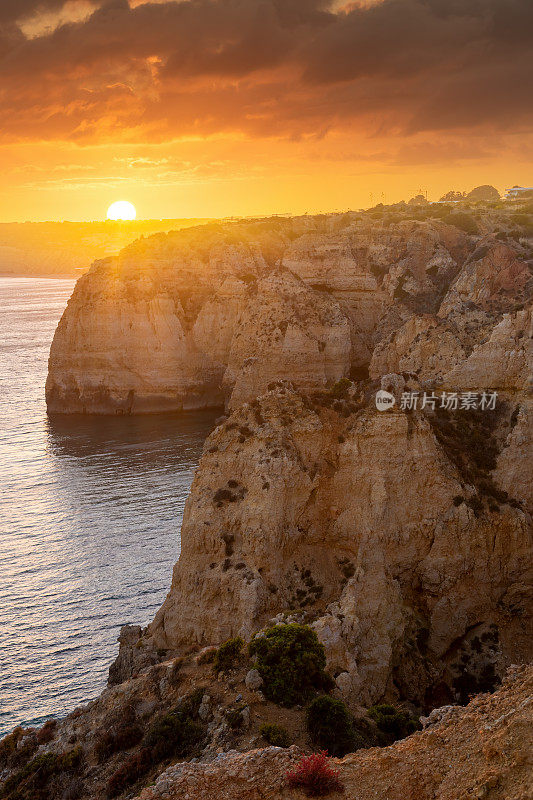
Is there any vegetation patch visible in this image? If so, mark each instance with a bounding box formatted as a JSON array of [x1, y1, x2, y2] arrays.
[[106, 747, 152, 798], [212, 637, 244, 673], [249, 624, 334, 707], [441, 212, 479, 234], [306, 696, 366, 757], [260, 723, 291, 747], [1, 747, 83, 800], [329, 378, 352, 399], [225, 707, 246, 730], [105, 689, 206, 797], [94, 724, 143, 763], [367, 704, 421, 744], [144, 709, 203, 762], [35, 721, 57, 746], [0, 729, 36, 771], [429, 407, 521, 512]]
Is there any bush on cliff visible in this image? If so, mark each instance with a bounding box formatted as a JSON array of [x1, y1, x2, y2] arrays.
[[35, 720, 57, 746], [306, 696, 365, 757], [104, 697, 205, 798], [248, 624, 334, 707], [94, 724, 144, 763], [329, 378, 352, 399], [0, 728, 36, 771], [441, 212, 479, 235], [144, 709, 204, 762], [260, 723, 291, 747], [106, 747, 152, 798], [212, 637, 244, 673], [1, 747, 83, 800], [367, 704, 421, 743]]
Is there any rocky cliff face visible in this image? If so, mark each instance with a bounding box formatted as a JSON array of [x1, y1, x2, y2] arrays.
[[149, 383, 531, 708], [47, 211, 494, 414]]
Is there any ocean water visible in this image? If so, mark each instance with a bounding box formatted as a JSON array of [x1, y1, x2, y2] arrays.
[[0, 278, 217, 737]]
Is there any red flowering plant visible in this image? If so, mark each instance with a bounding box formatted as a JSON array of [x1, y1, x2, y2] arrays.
[[286, 751, 344, 796]]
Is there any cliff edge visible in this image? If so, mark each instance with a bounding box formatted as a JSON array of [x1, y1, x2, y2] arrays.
[[135, 665, 532, 800]]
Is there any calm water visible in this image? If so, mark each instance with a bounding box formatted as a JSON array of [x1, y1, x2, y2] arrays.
[[0, 278, 216, 737]]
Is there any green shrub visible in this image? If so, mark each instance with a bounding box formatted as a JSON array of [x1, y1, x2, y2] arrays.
[[260, 723, 291, 747], [180, 686, 205, 718], [0, 729, 32, 770], [329, 378, 352, 399], [1, 747, 83, 800], [226, 707, 246, 729], [248, 624, 334, 707], [106, 747, 152, 798], [212, 637, 244, 673], [367, 704, 420, 743], [441, 212, 479, 234], [144, 710, 203, 762], [306, 696, 364, 757], [94, 724, 143, 763]]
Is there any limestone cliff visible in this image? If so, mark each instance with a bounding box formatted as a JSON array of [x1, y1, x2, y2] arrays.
[[149, 382, 532, 708], [47, 212, 486, 414]]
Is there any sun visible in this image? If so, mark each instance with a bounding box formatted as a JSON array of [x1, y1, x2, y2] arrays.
[[107, 200, 136, 220]]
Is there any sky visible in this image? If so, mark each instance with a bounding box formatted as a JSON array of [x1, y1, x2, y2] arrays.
[[0, 0, 532, 222]]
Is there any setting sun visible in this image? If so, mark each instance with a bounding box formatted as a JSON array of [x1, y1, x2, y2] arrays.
[[106, 201, 136, 221]]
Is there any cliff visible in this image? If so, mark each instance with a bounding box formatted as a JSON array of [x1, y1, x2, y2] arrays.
[[46, 207, 532, 414], [148, 382, 532, 708], [45, 208, 489, 414]]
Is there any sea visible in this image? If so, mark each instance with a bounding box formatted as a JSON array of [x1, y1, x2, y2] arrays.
[[0, 277, 217, 737]]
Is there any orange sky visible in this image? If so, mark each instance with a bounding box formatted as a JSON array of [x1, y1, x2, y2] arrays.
[[1, 0, 532, 222]]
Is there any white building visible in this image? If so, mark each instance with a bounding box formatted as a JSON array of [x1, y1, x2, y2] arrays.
[[505, 186, 533, 200]]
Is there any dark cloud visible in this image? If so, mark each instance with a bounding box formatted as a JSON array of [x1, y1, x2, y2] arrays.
[[0, 1, 63, 23], [0, 0, 100, 24], [0, 0, 532, 143]]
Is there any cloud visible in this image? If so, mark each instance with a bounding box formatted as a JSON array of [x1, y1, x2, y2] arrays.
[[1, 0, 99, 25], [0, 0, 531, 147]]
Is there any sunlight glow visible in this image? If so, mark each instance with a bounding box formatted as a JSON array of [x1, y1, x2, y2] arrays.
[[106, 201, 137, 221]]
